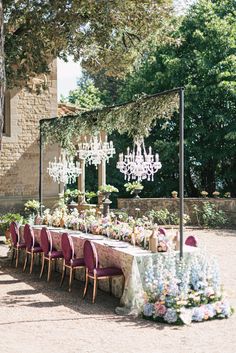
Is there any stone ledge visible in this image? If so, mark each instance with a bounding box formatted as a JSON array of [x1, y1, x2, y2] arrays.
[[118, 198, 236, 225]]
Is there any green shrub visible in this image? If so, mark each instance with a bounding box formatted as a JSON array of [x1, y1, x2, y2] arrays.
[[193, 202, 228, 228], [147, 209, 191, 225], [147, 209, 170, 224], [0, 213, 24, 236], [111, 210, 129, 222]]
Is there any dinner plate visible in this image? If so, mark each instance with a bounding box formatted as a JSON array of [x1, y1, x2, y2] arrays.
[[104, 242, 129, 248], [82, 235, 104, 240]]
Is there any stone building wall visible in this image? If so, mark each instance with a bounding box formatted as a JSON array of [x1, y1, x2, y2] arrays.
[[118, 198, 236, 225], [0, 59, 60, 213]]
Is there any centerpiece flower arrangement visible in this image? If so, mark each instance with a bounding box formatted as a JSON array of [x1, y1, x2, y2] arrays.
[[67, 208, 80, 230], [142, 251, 233, 325], [42, 208, 53, 226], [41, 207, 173, 250]]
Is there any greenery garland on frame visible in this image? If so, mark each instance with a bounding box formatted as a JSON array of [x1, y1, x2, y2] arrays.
[[40, 91, 179, 153]]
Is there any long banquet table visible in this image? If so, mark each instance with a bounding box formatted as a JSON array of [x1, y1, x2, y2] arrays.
[[22, 225, 197, 315]]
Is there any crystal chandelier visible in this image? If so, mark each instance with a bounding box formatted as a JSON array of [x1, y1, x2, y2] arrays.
[[117, 137, 162, 181], [47, 150, 82, 184], [77, 134, 115, 167]]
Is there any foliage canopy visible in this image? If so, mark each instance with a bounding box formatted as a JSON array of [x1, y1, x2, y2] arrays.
[[3, 0, 173, 87]]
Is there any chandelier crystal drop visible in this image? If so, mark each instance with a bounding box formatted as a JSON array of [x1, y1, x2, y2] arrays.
[[116, 137, 162, 182], [77, 134, 115, 167], [47, 150, 82, 184]]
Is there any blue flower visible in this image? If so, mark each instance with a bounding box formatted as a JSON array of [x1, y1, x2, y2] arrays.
[[192, 307, 205, 322], [205, 304, 216, 318], [220, 301, 232, 317], [164, 308, 178, 323], [143, 303, 154, 317]]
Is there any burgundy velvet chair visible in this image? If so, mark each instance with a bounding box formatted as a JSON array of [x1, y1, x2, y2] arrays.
[[9, 222, 26, 268], [39, 227, 63, 282], [158, 227, 167, 236], [83, 240, 124, 303], [23, 224, 43, 274], [60, 233, 85, 292], [185, 235, 198, 247]]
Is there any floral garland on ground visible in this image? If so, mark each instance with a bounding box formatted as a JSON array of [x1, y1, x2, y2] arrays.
[[40, 92, 179, 152], [142, 251, 233, 325]]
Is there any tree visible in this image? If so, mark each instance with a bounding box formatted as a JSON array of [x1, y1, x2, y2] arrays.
[[0, 0, 174, 145], [117, 0, 236, 196], [64, 76, 103, 110]]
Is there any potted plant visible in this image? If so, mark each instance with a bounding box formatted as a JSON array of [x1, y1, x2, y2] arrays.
[[124, 181, 144, 198], [171, 190, 178, 198], [98, 185, 119, 217], [224, 192, 231, 198], [64, 189, 82, 204], [212, 191, 220, 198], [200, 190, 208, 198], [98, 184, 119, 199], [85, 191, 97, 204]]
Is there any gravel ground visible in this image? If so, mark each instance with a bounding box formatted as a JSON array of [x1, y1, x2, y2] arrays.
[[0, 229, 235, 353]]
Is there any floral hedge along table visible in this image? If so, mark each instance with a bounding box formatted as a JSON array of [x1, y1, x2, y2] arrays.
[[20, 226, 233, 325]]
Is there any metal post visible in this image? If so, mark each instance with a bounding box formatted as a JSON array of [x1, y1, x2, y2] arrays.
[[179, 88, 184, 258], [39, 122, 43, 216]]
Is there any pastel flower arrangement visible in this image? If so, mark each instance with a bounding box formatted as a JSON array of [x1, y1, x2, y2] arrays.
[[142, 251, 233, 325], [67, 209, 80, 229], [41, 208, 172, 250]]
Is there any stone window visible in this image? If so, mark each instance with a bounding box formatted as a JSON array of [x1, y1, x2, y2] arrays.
[[3, 90, 11, 136]]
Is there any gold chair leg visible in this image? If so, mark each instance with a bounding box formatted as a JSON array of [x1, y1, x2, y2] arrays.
[[11, 248, 15, 265], [60, 261, 66, 287], [109, 277, 112, 296], [83, 269, 89, 299], [92, 276, 98, 304], [39, 254, 45, 278], [122, 275, 125, 295], [47, 258, 52, 282], [23, 252, 28, 272], [68, 267, 73, 292], [30, 252, 34, 274], [15, 248, 19, 268]]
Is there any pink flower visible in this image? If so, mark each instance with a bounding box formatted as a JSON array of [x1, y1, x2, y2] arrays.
[[154, 302, 167, 316]]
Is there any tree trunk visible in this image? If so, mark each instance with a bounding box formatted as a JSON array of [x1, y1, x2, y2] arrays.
[[201, 160, 216, 194], [186, 168, 199, 197], [0, 0, 5, 150]]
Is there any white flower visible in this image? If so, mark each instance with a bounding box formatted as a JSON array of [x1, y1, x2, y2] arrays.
[[179, 308, 193, 325]]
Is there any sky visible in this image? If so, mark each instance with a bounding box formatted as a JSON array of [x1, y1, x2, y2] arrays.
[[57, 0, 195, 100], [57, 57, 82, 100]]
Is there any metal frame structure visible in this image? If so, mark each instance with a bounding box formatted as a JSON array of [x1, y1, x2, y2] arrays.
[[39, 87, 184, 258]]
